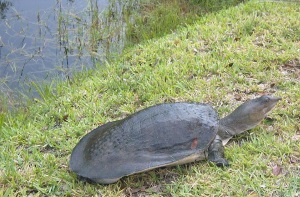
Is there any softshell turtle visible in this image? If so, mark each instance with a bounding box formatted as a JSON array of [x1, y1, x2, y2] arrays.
[[70, 95, 281, 184]]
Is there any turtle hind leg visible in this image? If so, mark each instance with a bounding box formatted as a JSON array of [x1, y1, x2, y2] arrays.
[[208, 135, 229, 167]]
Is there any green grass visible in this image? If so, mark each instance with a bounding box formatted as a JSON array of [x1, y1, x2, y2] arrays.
[[125, 0, 246, 47], [1, 0, 300, 196]]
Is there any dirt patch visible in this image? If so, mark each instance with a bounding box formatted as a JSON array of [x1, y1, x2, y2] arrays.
[[280, 59, 300, 79]]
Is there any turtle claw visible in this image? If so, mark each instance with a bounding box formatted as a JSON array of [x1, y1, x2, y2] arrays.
[[209, 158, 229, 167], [215, 159, 230, 167]]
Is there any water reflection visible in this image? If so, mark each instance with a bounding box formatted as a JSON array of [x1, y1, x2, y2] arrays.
[[0, 0, 136, 97]]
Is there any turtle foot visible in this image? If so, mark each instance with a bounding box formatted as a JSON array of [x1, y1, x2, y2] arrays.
[[214, 158, 230, 167], [207, 136, 229, 167]]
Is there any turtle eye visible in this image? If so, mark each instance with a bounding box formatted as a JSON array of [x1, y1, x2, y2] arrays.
[[264, 97, 270, 102]]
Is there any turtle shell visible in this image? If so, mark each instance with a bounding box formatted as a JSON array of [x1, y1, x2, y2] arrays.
[[70, 103, 218, 183]]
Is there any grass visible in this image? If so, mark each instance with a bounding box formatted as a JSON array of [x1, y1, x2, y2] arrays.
[[1, 0, 300, 196], [125, 0, 246, 47]]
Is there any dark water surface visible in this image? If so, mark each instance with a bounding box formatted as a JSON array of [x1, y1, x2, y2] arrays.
[[0, 0, 135, 97]]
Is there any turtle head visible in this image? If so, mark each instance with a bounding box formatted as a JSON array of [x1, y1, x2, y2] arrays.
[[219, 95, 281, 137], [245, 95, 282, 118]]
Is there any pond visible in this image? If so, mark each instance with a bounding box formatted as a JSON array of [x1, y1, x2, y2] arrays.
[[0, 0, 137, 98]]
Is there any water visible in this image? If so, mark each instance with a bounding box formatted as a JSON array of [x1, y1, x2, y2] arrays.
[[0, 0, 136, 98]]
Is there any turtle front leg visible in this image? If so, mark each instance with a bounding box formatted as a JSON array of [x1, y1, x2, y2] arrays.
[[208, 135, 229, 167]]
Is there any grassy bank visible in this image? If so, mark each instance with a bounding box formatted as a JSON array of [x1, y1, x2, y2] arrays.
[[125, 0, 246, 47], [1, 0, 299, 196]]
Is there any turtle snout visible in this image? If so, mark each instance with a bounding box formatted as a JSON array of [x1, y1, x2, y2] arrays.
[[271, 97, 282, 102], [263, 96, 281, 114]]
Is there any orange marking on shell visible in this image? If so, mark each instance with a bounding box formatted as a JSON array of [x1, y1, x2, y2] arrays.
[[191, 138, 198, 149]]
